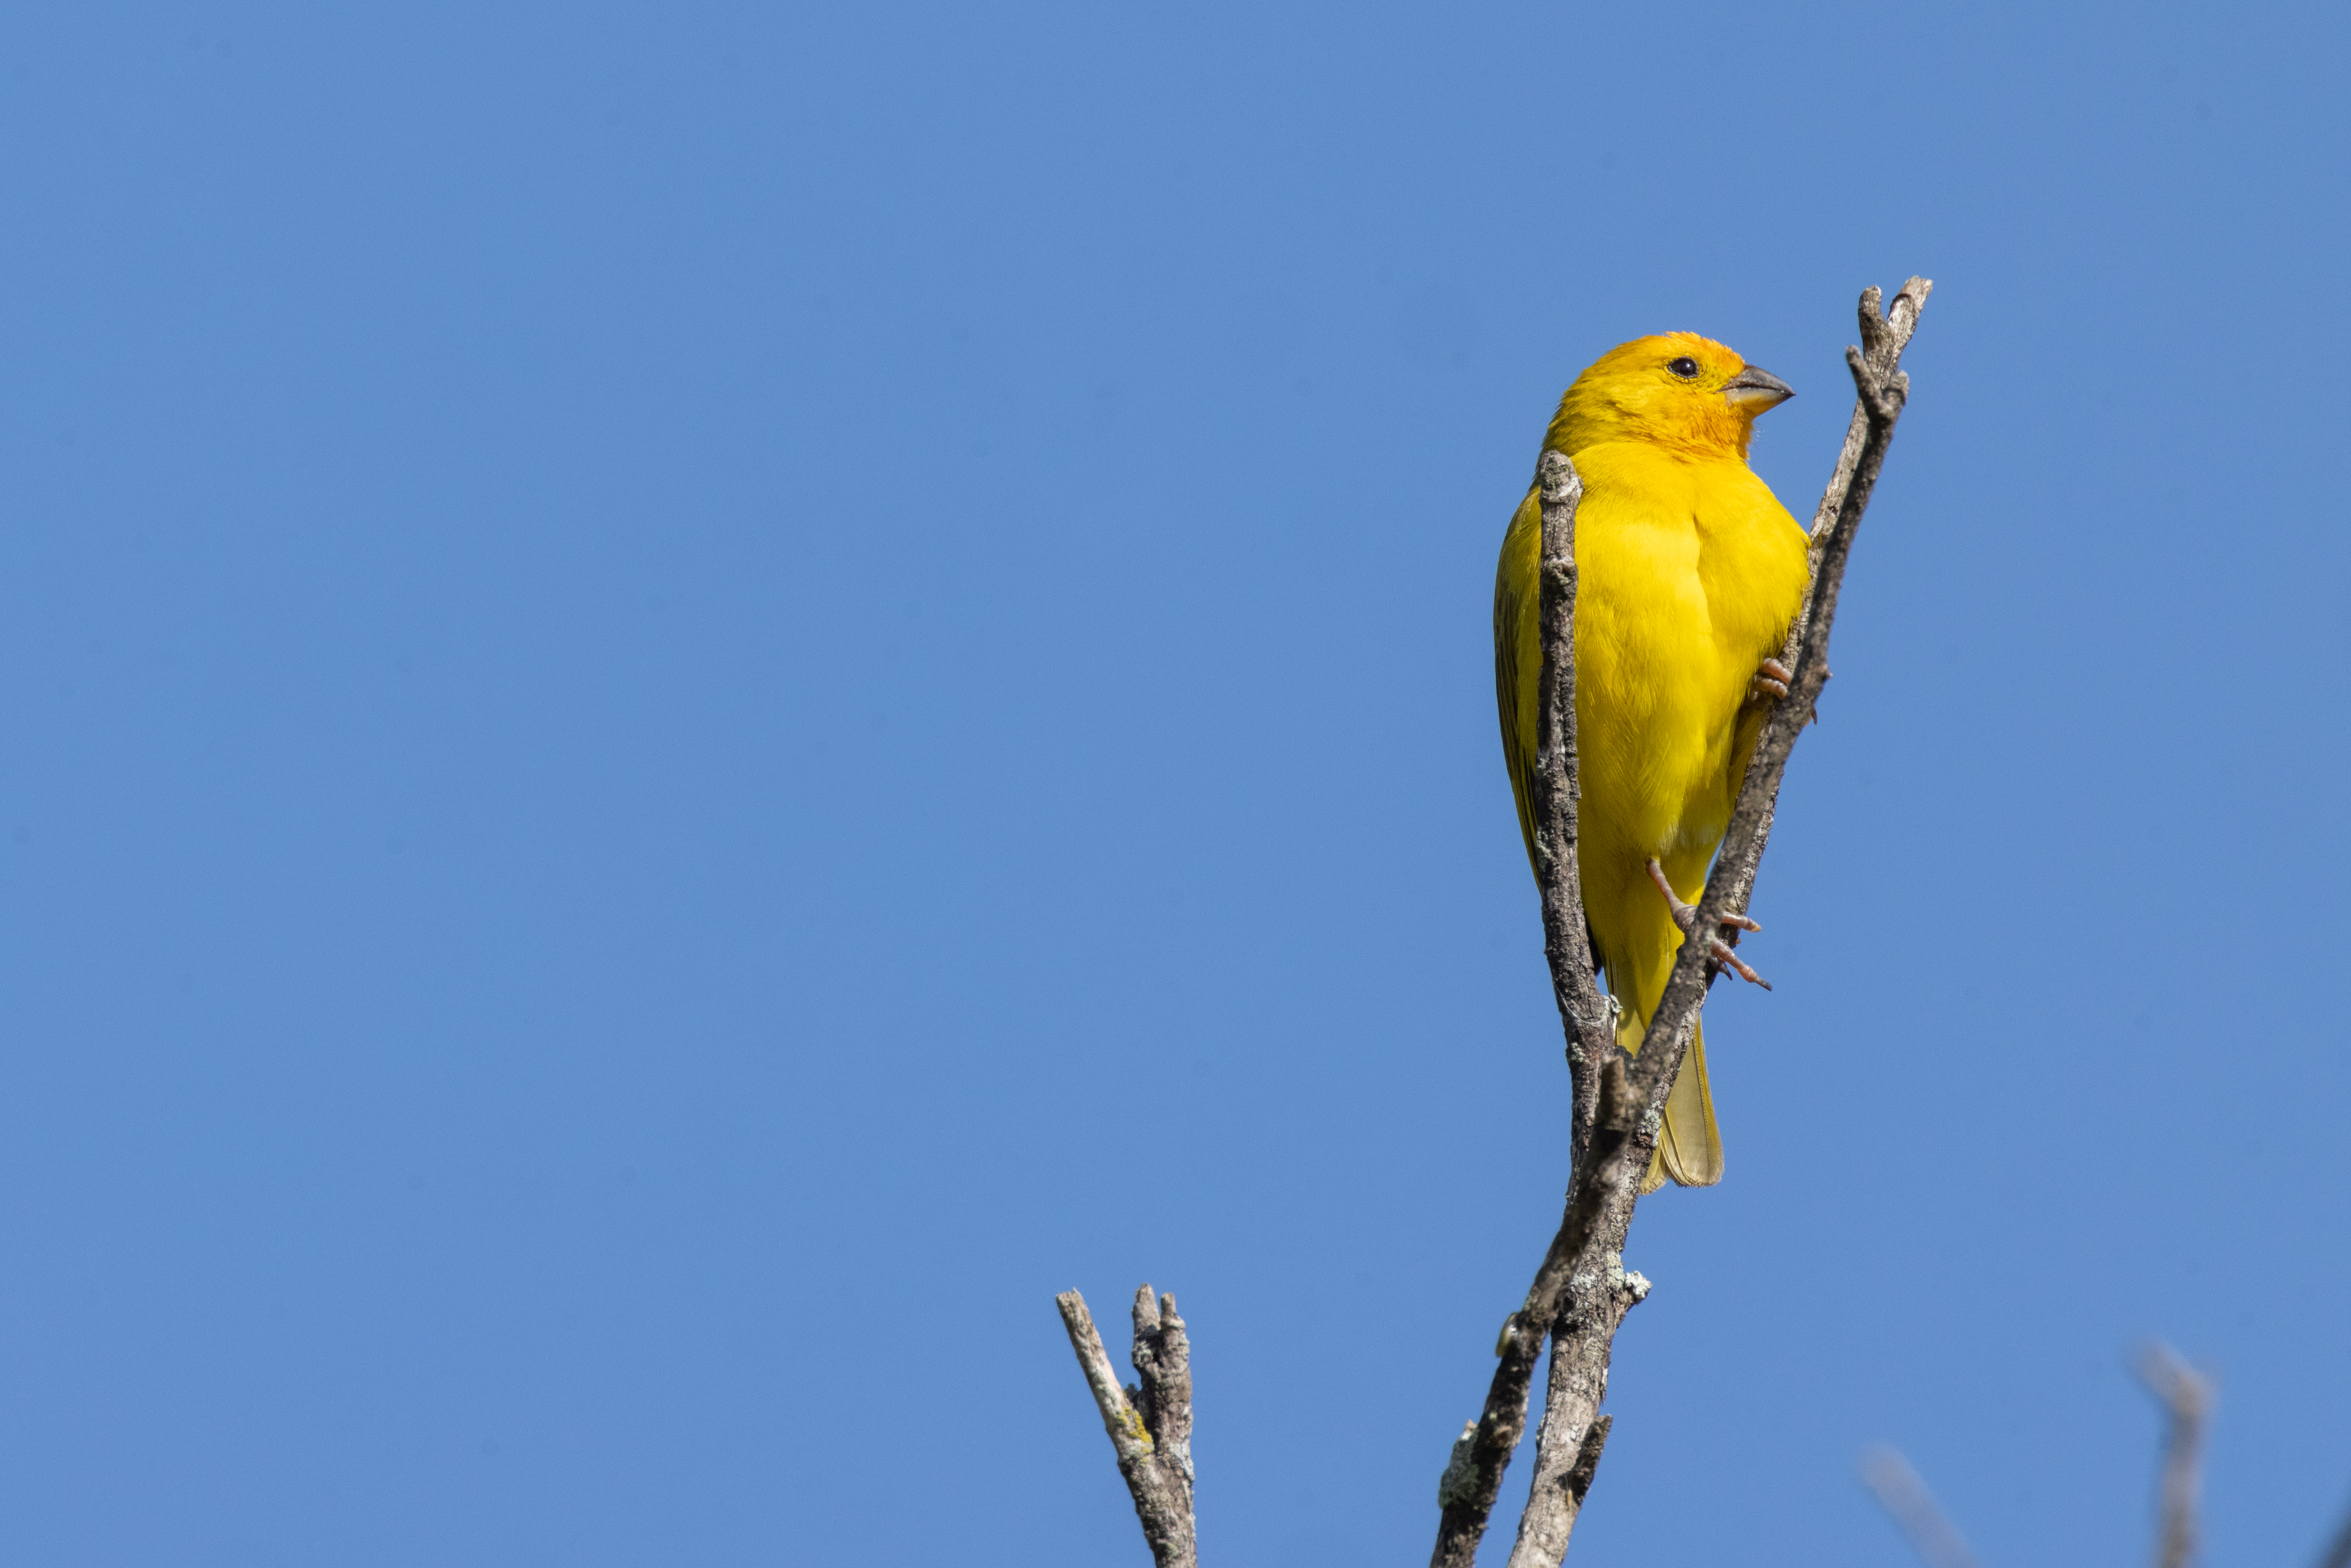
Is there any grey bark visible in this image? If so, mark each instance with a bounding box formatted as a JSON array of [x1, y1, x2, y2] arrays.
[[1428, 1057, 1646, 1568], [1428, 452, 1618, 1568], [1527, 450, 1616, 1183], [1496, 1059, 1646, 1568], [1507, 1414, 1611, 1568], [1432, 279, 1934, 1568], [1632, 279, 1928, 1110], [1056, 1286, 1197, 1568], [1704, 280, 1932, 922]]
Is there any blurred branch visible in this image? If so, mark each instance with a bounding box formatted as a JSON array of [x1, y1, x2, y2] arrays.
[[1861, 1446, 1987, 1568], [2315, 1490, 2351, 1568], [1056, 1286, 1196, 1568], [2137, 1342, 2212, 1568], [1861, 1340, 2250, 1568]]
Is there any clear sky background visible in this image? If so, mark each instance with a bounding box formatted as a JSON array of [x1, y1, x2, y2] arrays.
[[0, 2, 2344, 1564]]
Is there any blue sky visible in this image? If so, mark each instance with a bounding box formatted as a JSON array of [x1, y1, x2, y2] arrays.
[[0, 1, 2345, 1564]]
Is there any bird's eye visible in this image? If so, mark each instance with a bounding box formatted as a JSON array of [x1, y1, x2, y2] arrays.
[[1667, 357, 1700, 379]]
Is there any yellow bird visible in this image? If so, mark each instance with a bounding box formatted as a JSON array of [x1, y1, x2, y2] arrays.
[[1495, 333, 1809, 1191]]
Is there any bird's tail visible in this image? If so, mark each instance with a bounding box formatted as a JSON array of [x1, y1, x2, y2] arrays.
[[1607, 915, 1724, 1193]]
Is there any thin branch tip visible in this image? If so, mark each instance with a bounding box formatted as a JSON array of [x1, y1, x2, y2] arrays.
[[1537, 448, 1583, 505], [2134, 1341, 2212, 1406], [2135, 1342, 2211, 1568], [1844, 346, 1905, 422]]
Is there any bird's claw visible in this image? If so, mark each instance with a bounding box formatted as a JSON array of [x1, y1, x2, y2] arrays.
[[1749, 657, 1792, 700], [1646, 858, 1772, 991], [1702, 940, 1772, 990]]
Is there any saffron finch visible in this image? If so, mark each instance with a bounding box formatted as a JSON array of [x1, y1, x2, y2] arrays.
[[1494, 333, 1807, 1190]]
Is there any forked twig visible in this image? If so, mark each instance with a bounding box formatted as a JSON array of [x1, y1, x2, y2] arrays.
[[1056, 1286, 1196, 1568]]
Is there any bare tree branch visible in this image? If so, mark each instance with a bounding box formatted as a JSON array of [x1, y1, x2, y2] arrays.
[[1527, 450, 1615, 1181], [2137, 1343, 2212, 1568], [1811, 285, 1931, 540], [1707, 280, 1932, 925], [1424, 1048, 1633, 1568], [1426, 1056, 1651, 1568], [1652, 277, 1929, 1039], [1861, 1446, 1988, 1568], [1504, 1409, 1614, 1568], [1496, 1061, 1644, 1568], [1427, 445, 1618, 1568], [1056, 1287, 1197, 1568]]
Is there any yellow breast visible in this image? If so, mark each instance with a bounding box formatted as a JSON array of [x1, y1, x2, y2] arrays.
[[1494, 440, 1809, 872]]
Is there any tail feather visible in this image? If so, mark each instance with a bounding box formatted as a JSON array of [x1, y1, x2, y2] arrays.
[[1609, 952, 1725, 1193], [1653, 1023, 1722, 1189]]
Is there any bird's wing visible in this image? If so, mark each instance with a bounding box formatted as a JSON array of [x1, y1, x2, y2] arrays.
[[1493, 485, 1544, 867]]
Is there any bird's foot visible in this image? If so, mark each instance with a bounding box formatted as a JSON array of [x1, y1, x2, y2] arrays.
[[1646, 857, 1772, 991], [1748, 657, 1793, 700]]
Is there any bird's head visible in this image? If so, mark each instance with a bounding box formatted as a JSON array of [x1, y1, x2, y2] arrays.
[[1545, 332, 1793, 461]]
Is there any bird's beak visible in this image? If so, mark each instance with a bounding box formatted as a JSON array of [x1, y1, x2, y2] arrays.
[[1723, 365, 1795, 411]]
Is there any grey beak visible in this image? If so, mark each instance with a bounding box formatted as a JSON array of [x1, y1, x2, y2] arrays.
[[1723, 365, 1795, 410]]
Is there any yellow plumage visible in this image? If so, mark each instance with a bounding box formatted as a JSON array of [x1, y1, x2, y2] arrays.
[[1495, 332, 1809, 1190]]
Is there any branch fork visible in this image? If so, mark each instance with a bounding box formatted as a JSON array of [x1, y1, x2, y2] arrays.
[[1056, 1286, 1196, 1568]]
